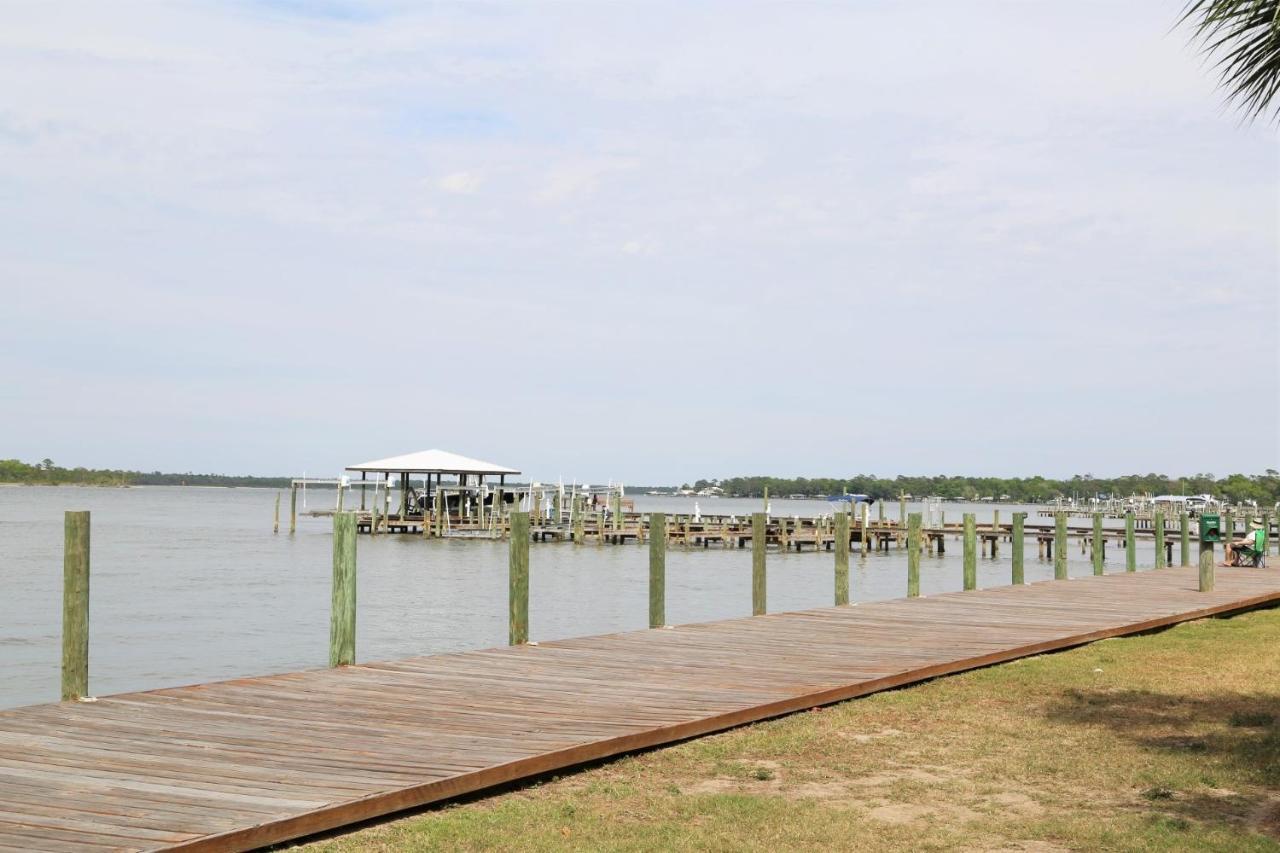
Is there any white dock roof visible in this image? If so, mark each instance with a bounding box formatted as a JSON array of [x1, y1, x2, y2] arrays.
[[346, 449, 520, 476]]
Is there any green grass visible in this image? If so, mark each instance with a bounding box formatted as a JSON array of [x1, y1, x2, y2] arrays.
[[297, 607, 1280, 852]]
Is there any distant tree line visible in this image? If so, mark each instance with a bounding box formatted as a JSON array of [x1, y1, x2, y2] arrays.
[[689, 473, 1280, 505], [0, 459, 292, 489]]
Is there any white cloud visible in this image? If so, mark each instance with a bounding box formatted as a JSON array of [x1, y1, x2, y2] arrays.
[[437, 171, 482, 194]]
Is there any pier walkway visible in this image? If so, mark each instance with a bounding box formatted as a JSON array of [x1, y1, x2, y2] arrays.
[[3, 567, 1279, 851]]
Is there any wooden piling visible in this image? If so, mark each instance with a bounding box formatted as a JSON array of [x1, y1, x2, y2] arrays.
[[861, 502, 870, 555], [1125, 511, 1135, 572], [1092, 512, 1104, 576], [834, 511, 849, 605], [752, 512, 766, 616], [273, 493, 280, 534], [1154, 511, 1166, 569], [1180, 512, 1190, 567], [371, 491, 380, 536], [649, 513, 666, 628], [61, 511, 90, 702], [329, 512, 356, 667], [963, 513, 976, 591], [1054, 512, 1067, 580], [907, 512, 921, 598], [289, 485, 297, 534], [509, 512, 529, 645], [1011, 512, 1025, 585], [1199, 536, 1215, 592]]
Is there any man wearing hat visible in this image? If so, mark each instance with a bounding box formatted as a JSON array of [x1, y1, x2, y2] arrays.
[[1223, 517, 1267, 567]]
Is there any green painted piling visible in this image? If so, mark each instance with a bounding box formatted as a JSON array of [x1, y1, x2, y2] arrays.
[[1154, 511, 1166, 569], [1199, 536, 1215, 592], [963, 513, 976, 591], [61, 511, 90, 701], [1054, 512, 1067, 580], [752, 512, 766, 616], [649, 513, 666, 628], [329, 512, 356, 667], [1092, 512, 1104, 576], [1125, 511, 1135, 571], [509, 512, 529, 645], [834, 511, 850, 605], [907, 512, 921, 598], [1180, 512, 1190, 567], [1012, 512, 1025, 585]]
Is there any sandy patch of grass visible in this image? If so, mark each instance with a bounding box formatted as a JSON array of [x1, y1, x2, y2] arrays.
[[296, 607, 1280, 852]]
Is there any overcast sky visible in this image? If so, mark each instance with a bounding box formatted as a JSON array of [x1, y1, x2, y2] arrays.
[[1, 1, 1276, 484]]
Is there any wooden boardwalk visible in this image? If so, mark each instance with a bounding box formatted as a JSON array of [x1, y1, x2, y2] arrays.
[[3, 566, 1279, 852]]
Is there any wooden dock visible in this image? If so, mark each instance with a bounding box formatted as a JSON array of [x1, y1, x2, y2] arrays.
[[3, 566, 1279, 852]]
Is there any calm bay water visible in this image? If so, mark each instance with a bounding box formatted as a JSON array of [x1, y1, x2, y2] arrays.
[[0, 486, 1160, 710]]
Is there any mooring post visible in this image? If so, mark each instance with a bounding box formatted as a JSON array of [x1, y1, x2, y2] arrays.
[[1180, 511, 1190, 567], [1125, 511, 1135, 571], [61, 511, 90, 701], [329, 512, 356, 667], [1154, 510, 1166, 569], [1054, 512, 1067, 580], [907, 512, 921, 598], [337, 482, 344, 513], [371, 490, 380, 536], [1199, 529, 1215, 592], [649, 513, 666, 628], [963, 513, 976, 591], [509, 512, 529, 644], [752, 512, 766, 616], [1012, 512, 1025, 585], [273, 492, 280, 534], [834, 511, 850, 605], [289, 484, 297, 534], [899, 494, 907, 530], [861, 502, 870, 555], [1092, 512, 1104, 576]]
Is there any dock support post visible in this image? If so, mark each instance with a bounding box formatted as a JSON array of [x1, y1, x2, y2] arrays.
[[861, 502, 870, 555], [899, 494, 906, 531], [509, 512, 530, 645], [1054, 512, 1067, 580], [907, 512, 921, 598], [649, 513, 666, 628], [1180, 511, 1190, 567], [371, 489, 380, 536], [1012, 512, 1025, 584], [1092, 512, 1104, 576], [834, 511, 849, 605], [1154, 511, 1166, 569], [1125, 511, 1135, 571], [1199, 533, 1215, 592], [963, 513, 976, 591], [289, 485, 297, 534], [329, 512, 356, 667], [273, 492, 280, 534], [61, 511, 90, 701], [752, 512, 766, 616]]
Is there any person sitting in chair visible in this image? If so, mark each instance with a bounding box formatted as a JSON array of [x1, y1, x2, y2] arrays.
[[1223, 517, 1266, 566]]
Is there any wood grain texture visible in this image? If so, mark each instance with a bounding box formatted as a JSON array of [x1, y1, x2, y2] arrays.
[[4, 568, 1279, 852]]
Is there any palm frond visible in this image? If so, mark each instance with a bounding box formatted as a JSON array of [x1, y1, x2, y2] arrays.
[[1181, 0, 1280, 122]]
